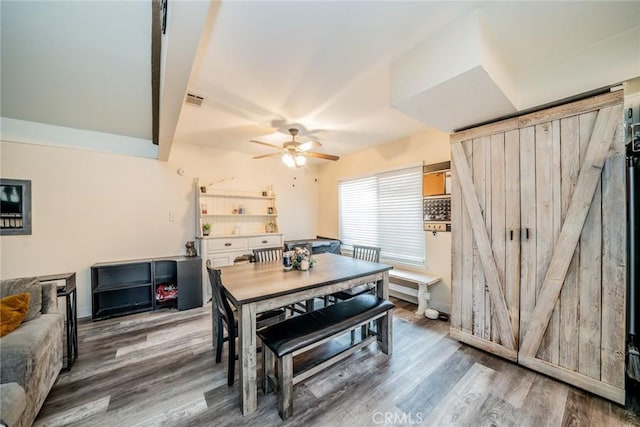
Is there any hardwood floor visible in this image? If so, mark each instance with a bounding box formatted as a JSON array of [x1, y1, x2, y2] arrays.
[[35, 299, 640, 426]]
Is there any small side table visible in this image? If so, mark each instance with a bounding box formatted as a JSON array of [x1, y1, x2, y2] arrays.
[[39, 272, 78, 370]]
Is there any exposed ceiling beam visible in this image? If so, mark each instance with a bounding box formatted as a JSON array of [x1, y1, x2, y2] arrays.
[[158, 0, 215, 161], [151, 0, 163, 145]]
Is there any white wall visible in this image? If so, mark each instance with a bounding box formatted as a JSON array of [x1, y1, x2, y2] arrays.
[[316, 127, 452, 313], [0, 140, 318, 318]]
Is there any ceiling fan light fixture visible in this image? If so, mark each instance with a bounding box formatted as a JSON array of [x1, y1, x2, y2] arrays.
[[252, 128, 338, 166], [282, 153, 295, 168]]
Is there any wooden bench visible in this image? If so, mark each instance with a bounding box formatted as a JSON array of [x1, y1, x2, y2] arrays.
[[256, 294, 395, 420], [388, 269, 441, 316]]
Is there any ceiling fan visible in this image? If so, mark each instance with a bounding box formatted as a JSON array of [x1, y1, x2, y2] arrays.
[[250, 128, 339, 167]]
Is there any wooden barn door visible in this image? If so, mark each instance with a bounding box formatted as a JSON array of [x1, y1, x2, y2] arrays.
[[517, 96, 626, 404], [450, 120, 522, 362], [450, 91, 626, 404]]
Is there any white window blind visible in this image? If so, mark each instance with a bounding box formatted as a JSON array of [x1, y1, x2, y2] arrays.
[[339, 166, 424, 267]]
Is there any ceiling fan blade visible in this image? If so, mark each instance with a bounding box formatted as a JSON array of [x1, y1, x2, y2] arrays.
[[253, 153, 281, 159], [249, 140, 281, 149], [298, 141, 322, 151], [305, 151, 340, 161]]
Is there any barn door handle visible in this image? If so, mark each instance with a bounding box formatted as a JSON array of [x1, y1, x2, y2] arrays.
[[526, 228, 530, 240], [510, 230, 514, 241]]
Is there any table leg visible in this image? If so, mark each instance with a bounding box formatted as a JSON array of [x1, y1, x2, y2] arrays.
[[379, 310, 393, 355], [375, 272, 392, 353], [71, 281, 78, 362], [61, 288, 78, 370], [238, 302, 257, 415], [67, 289, 75, 366], [64, 294, 72, 369]]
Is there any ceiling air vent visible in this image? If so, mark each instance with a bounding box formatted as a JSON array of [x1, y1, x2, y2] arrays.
[[185, 93, 204, 106]]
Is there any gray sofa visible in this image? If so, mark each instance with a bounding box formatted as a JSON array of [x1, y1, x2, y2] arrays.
[[0, 277, 63, 427]]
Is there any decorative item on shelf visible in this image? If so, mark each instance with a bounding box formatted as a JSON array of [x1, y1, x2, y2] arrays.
[[238, 205, 245, 214], [185, 241, 197, 257], [289, 247, 316, 271], [200, 186, 207, 193], [265, 222, 276, 233], [267, 206, 274, 215], [202, 223, 212, 236], [233, 225, 241, 235], [262, 191, 268, 197], [201, 203, 208, 215], [155, 283, 178, 302]]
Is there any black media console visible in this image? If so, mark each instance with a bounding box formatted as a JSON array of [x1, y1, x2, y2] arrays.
[[91, 256, 202, 320]]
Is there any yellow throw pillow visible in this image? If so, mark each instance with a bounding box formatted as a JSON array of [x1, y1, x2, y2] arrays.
[[0, 293, 30, 337]]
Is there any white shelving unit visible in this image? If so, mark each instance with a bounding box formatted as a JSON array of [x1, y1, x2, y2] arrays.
[[195, 182, 283, 301], [197, 187, 279, 237]]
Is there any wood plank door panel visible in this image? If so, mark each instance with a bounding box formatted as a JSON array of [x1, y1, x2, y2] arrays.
[[534, 120, 561, 365], [472, 136, 489, 340], [460, 141, 474, 335], [518, 102, 625, 404], [504, 130, 521, 339], [558, 114, 581, 373], [450, 91, 626, 404], [450, 127, 519, 361], [600, 115, 626, 389]]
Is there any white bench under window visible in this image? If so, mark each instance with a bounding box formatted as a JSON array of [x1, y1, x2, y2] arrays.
[[388, 269, 441, 316]]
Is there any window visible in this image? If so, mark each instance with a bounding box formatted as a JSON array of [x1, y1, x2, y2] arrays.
[[339, 166, 424, 267]]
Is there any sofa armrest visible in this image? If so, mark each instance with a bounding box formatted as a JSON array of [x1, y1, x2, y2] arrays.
[[0, 383, 26, 427], [40, 282, 59, 314]]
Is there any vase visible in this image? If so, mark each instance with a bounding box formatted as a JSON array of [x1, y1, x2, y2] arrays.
[[300, 259, 309, 271]]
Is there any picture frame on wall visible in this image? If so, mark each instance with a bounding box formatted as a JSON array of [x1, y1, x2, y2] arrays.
[[0, 178, 32, 235]]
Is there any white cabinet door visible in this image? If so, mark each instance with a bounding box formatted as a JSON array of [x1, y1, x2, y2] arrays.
[[207, 251, 247, 268]]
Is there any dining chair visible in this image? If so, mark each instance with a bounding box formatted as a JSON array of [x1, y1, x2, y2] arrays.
[[329, 245, 382, 341], [253, 246, 283, 263], [331, 245, 382, 302], [206, 261, 285, 386], [252, 247, 312, 315]]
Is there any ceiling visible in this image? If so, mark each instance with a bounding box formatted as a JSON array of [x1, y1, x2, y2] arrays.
[[1, 1, 639, 161], [174, 1, 640, 160]]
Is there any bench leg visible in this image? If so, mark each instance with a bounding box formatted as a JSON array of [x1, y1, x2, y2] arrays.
[[262, 347, 276, 395], [277, 354, 294, 420], [305, 299, 315, 312], [416, 282, 429, 315], [378, 310, 393, 355]]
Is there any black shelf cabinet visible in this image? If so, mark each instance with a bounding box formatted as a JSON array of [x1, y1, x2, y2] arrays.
[[91, 256, 202, 320], [154, 256, 202, 311]]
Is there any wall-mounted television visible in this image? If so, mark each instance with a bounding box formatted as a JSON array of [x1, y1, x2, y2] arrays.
[[0, 178, 32, 235]]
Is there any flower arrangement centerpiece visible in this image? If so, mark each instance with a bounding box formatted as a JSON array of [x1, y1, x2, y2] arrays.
[[289, 246, 316, 271]]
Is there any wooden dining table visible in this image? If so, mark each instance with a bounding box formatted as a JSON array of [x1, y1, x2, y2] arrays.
[[218, 252, 393, 415]]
